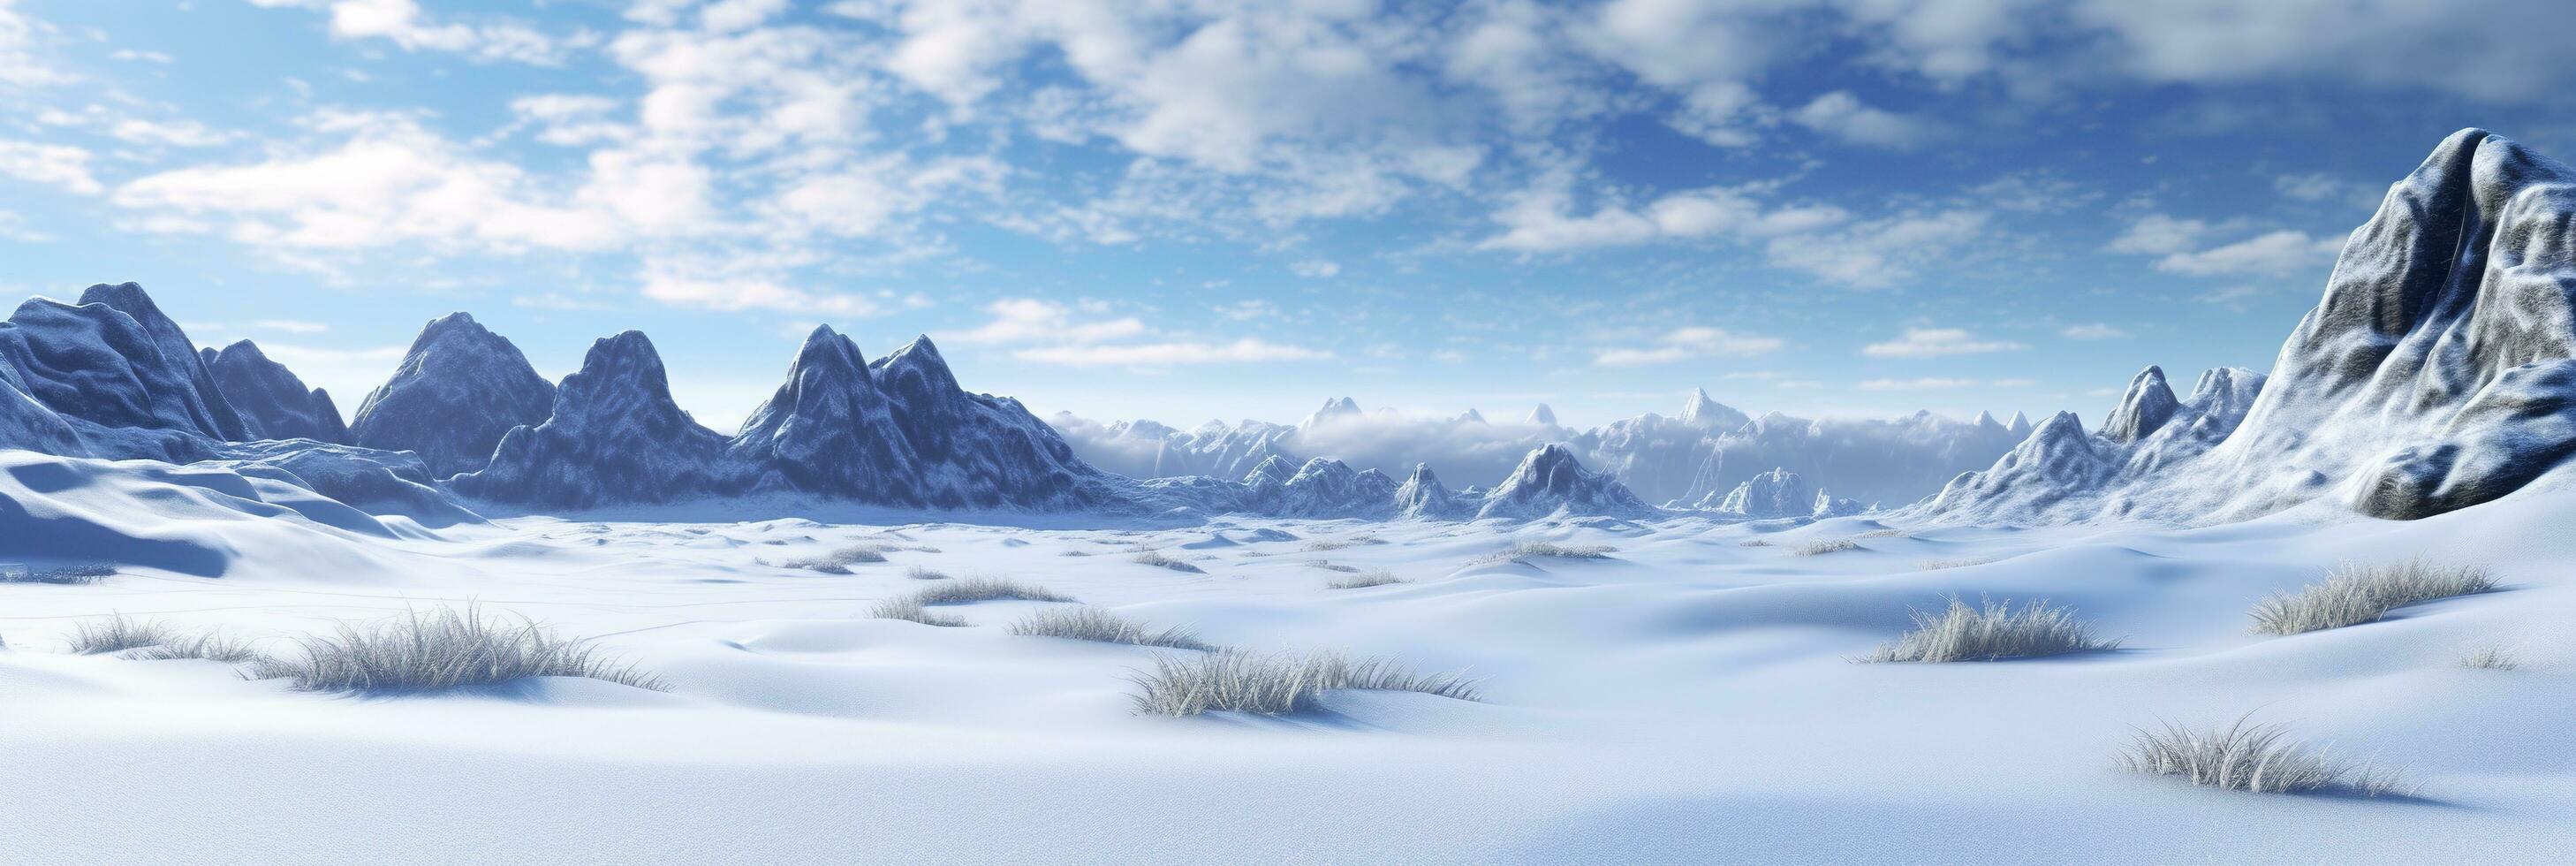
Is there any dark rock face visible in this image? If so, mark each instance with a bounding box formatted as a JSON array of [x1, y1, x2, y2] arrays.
[[452, 332, 738, 508], [2100, 366, 2179, 444], [350, 313, 555, 478], [205, 340, 349, 443], [731, 330, 1111, 510], [0, 289, 242, 441], [77, 282, 250, 440]]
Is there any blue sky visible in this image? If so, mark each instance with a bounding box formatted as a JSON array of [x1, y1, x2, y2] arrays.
[[5, 0, 2576, 432]]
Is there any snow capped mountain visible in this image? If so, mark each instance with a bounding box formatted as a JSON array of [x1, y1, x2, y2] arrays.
[[2098, 366, 2180, 444], [730, 326, 921, 502], [1454, 408, 1487, 424], [1393, 463, 1470, 519], [79, 282, 250, 441], [1704, 467, 1812, 518], [1524, 404, 1559, 427], [351, 313, 555, 479], [453, 331, 738, 508], [1299, 397, 1364, 429], [866, 336, 1112, 510], [203, 340, 349, 444], [0, 285, 245, 446], [1269, 458, 1398, 518], [1478, 444, 1655, 520], [1678, 387, 1750, 429], [2005, 411, 2033, 437], [1928, 129, 2576, 525]]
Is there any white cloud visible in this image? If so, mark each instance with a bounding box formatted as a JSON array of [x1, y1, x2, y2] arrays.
[[254, 319, 330, 334], [640, 269, 883, 318], [952, 298, 1147, 345], [2060, 323, 2128, 339], [1216, 300, 1276, 321], [251, 0, 581, 65], [1014, 338, 1331, 367], [0, 0, 72, 86], [2156, 229, 2343, 276], [2075, 0, 2576, 102], [110, 49, 175, 64], [1861, 327, 2027, 358], [1595, 326, 1785, 367], [1762, 209, 1989, 288], [0, 139, 100, 194], [110, 118, 232, 148], [1789, 90, 1942, 148], [1290, 259, 1340, 278], [2105, 213, 2209, 254], [115, 111, 630, 251]]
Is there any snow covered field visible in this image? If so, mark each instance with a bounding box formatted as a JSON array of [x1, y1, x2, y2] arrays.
[[7, 479, 2572, 862]]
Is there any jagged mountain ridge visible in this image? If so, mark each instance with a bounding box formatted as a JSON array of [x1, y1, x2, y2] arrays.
[[203, 340, 350, 444], [351, 313, 557, 479]]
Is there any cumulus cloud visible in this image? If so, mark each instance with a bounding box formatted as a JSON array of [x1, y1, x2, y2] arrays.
[[1595, 326, 1786, 367], [2156, 229, 2344, 276], [2075, 0, 2576, 102], [1789, 90, 1943, 148], [248, 0, 582, 65], [1861, 327, 2027, 358], [0, 139, 100, 194], [639, 268, 883, 318], [2061, 323, 2129, 339], [952, 298, 1147, 345]]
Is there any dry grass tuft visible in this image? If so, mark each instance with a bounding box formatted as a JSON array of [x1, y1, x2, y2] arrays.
[[2459, 646, 2520, 671], [1327, 570, 1406, 589], [1132, 550, 1206, 573], [1795, 538, 1860, 556], [1009, 606, 1209, 650], [1126, 650, 1481, 716], [2251, 559, 2497, 635], [1866, 596, 2116, 662], [3, 563, 115, 584], [912, 576, 1074, 604], [1473, 540, 1617, 565], [67, 614, 179, 655], [904, 566, 951, 581], [871, 596, 967, 627], [248, 605, 663, 693], [2117, 714, 2413, 797]]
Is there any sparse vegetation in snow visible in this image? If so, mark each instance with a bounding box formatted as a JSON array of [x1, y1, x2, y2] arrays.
[[769, 544, 891, 574], [1306, 559, 1360, 573], [904, 566, 951, 581], [1474, 540, 1617, 565], [2251, 559, 2497, 635], [1009, 606, 1209, 650], [912, 576, 1073, 604], [128, 629, 267, 664], [2117, 714, 2413, 797], [3, 563, 115, 584], [1132, 550, 1205, 573], [1126, 650, 1481, 716], [1795, 539, 1860, 556], [248, 605, 664, 693], [1866, 596, 2116, 662], [67, 614, 179, 655], [1327, 569, 1406, 589], [2459, 646, 2520, 671], [871, 596, 967, 627]]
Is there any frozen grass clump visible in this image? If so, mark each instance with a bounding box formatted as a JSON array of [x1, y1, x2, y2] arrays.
[[871, 596, 966, 627], [2459, 646, 2519, 671], [1474, 540, 1617, 565], [904, 566, 951, 581], [1132, 550, 1205, 574], [2117, 715, 2413, 797], [1327, 569, 1405, 589], [1916, 557, 1997, 570], [68, 615, 181, 655], [1306, 559, 1360, 573], [1854, 528, 1909, 539], [912, 576, 1073, 604], [1009, 606, 1209, 650], [2251, 559, 2497, 635], [249, 605, 664, 693], [1795, 538, 1860, 556], [1738, 538, 1773, 548], [3, 563, 115, 584], [1300, 536, 1383, 551], [1866, 596, 2116, 662], [1126, 650, 1481, 716], [129, 629, 268, 664], [769, 544, 893, 574]]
